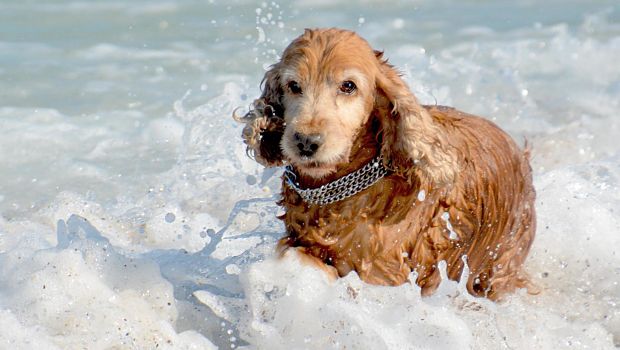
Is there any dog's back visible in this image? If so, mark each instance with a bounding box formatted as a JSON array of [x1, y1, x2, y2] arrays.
[[421, 105, 536, 299]]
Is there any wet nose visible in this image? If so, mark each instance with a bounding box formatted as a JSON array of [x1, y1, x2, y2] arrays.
[[294, 132, 323, 157]]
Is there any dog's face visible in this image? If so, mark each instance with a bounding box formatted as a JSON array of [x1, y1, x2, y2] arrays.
[[275, 30, 380, 178], [243, 28, 455, 183]]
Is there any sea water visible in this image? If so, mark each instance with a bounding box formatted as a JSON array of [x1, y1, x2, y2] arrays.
[[1, 0, 619, 349]]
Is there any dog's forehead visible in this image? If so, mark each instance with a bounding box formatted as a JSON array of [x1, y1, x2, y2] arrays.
[[280, 29, 376, 79]]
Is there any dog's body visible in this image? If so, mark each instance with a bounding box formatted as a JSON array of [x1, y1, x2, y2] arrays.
[[239, 28, 536, 300]]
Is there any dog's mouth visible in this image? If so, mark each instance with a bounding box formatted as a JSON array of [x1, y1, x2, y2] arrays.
[[290, 157, 340, 178]]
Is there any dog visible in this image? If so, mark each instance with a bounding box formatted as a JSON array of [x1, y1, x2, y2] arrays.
[[237, 28, 536, 300]]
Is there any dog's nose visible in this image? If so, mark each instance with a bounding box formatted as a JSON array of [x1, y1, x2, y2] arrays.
[[294, 132, 323, 157]]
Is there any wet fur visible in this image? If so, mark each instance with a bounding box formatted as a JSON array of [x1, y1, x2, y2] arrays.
[[238, 28, 536, 300]]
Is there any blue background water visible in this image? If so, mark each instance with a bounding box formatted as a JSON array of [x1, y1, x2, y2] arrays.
[[2, 0, 618, 113]]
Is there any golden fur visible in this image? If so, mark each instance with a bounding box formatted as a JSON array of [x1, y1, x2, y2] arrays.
[[237, 28, 536, 300]]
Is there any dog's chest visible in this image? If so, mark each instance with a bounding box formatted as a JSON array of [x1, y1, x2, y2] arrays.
[[280, 179, 474, 283], [283, 185, 439, 258]]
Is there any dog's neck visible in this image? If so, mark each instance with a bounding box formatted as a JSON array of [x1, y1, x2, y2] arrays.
[[292, 117, 381, 189]]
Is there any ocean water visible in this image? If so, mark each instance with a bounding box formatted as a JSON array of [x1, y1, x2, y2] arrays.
[[1, 0, 619, 349]]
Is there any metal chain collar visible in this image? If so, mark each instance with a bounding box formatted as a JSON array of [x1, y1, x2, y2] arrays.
[[283, 156, 388, 206]]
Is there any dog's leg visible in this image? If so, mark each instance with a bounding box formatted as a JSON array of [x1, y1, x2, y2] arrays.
[[281, 247, 339, 282]]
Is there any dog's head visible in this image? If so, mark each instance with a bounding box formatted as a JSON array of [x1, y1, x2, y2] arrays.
[[242, 28, 455, 182]]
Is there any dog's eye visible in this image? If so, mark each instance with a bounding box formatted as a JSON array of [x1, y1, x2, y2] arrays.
[[287, 81, 303, 95], [339, 80, 357, 94]]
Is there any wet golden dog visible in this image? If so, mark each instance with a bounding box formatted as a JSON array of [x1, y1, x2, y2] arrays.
[[238, 28, 536, 300]]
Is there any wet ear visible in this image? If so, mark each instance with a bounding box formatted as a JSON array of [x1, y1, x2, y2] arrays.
[[258, 64, 286, 119], [375, 58, 456, 183], [236, 65, 286, 167]]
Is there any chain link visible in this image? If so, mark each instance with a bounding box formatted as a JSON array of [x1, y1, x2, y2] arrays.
[[284, 156, 388, 206]]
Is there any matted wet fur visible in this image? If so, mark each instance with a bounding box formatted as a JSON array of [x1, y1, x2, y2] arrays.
[[236, 28, 536, 300]]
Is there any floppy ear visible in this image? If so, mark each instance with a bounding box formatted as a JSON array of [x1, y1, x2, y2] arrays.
[[374, 53, 456, 183], [236, 65, 286, 167]]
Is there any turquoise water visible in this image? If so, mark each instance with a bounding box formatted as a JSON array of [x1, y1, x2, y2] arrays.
[[2, 0, 618, 114], [1, 1, 619, 349]]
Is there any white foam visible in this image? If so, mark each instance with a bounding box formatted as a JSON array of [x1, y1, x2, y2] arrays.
[[0, 215, 217, 349]]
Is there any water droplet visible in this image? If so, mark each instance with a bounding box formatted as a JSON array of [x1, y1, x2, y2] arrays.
[[417, 190, 426, 201], [226, 264, 241, 275]]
